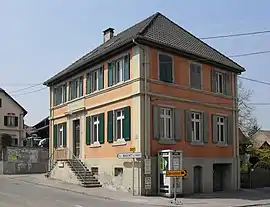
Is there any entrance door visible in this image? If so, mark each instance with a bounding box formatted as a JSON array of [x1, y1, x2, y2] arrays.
[[213, 164, 224, 191], [193, 166, 202, 193], [73, 119, 80, 157]]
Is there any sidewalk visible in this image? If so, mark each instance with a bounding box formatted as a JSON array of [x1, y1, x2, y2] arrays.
[[6, 174, 270, 207]]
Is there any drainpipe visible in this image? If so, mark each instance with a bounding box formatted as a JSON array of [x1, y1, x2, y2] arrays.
[[132, 39, 149, 159], [234, 74, 240, 190]]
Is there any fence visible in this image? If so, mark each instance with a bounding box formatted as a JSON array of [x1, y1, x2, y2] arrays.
[[0, 146, 49, 174], [241, 167, 270, 188]]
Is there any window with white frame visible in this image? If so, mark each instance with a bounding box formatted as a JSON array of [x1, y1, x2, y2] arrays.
[[57, 124, 64, 147], [92, 115, 99, 143], [58, 85, 65, 104], [216, 72, 224, 93], [191, 112, 201, 141], [115, 109, 125, 140], [160, 108, 173, 139], [69, 77, 83, 100], [7, 116, 15, 126], [115, 58, 124, 84], [92, 68, 103, 92], [217, 116, 225, 143]]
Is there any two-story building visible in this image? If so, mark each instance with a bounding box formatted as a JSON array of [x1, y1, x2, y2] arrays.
[[44, 12, 245, 196], [0, 88, 27, 146]]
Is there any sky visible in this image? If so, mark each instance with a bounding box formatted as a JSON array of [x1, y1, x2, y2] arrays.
[[0, 0, 269, 128]]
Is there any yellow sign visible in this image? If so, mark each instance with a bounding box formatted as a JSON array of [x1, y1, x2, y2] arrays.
[[166, 170, 187, 177], [130, 147, 136, 152], [11, 155, 17, 161]]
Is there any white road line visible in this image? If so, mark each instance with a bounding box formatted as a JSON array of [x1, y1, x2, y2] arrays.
[[75, 205, 83, 207]]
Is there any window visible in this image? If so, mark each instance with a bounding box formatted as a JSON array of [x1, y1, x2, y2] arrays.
[[217, 116, 225, 143], [159, 54, 173, 83], [53, 123, 66, 148], [4, 116, 18, 127], [86, 67, 104, 94], [108, 55, 130, 87], [190, 63, 202, 89], [93, 116, 99, 143], [91, 167, 99, 175], [58, 124, 64, 147], [86, 114, 104, 145], [114, 167, 123, 176], [107, 106, 131, 143], [191, 112, 201, 142], [116, 110, 125, 140], [69, 76, 83, 100], [160, 108, 172, 139], [11, 138, 18, 146], [0, 98, 2, 107], [216, 72, 224, 93], [54, 85, 66, 106]]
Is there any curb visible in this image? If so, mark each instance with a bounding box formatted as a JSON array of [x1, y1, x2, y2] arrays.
[[8, 176, 181, 207], [233, 203, 270, 207]]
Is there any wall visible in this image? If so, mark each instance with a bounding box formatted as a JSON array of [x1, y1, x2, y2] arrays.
[[1, 146, 48, 174]]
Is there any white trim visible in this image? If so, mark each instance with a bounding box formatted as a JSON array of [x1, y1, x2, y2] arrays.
[[216, 72, 224, 94], [157, 52, 174, 83], [159, 107, 173, 140], [115, 109, 125, 140], [217, 116, 225, 143]]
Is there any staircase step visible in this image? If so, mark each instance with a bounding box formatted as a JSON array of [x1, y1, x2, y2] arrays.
[[81, 183, 102, 188]]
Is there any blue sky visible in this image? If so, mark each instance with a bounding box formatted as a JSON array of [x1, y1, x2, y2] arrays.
[[0, 0, 269, 128]]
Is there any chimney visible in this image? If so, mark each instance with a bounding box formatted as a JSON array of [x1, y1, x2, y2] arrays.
[[103, 27, 114, 42]]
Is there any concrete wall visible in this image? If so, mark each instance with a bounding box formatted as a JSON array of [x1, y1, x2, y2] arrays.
[[1, 146, 48, 174], [50, 160, 80, 185]]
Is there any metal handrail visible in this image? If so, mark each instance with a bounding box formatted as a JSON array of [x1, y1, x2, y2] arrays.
[[65, 147, 87, 182], [47, 148, 57, 173]]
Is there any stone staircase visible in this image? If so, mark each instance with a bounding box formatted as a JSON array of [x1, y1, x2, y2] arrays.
[[66, 159, 102, 188]]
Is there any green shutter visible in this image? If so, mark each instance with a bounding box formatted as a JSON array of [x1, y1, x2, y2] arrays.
[[108, 62, 113, 87], [53, 125, 58, 148], [153, 106, 160, 140], [203, 113, 209, 143], [124, 55, 130, 81], [63, 84, 66, 102], [86, 73, 92, 94], [224, 73, 231, 96], [79, 76, 83, 96], [53, 88, 57, 106], [211, 69, 217, 92], [185, 110, 192, 142], [68, 81, 72, 101], [212, 115, 218, 144], [98, 113, 105, 144], [63, 122, 67, 147], [98, 67, 104, 90], [107, 111, 114, 143], [123, 106, 131, 141], [86, 116, 91, 145]]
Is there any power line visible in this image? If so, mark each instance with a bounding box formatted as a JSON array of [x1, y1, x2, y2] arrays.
[[229, 50, 270, 58], [239, 76, 270, 86], [0, 83, 40, 86], [200, 30, 270, 40], [9, 83, 43, 93], [12, 87, 47, 97]]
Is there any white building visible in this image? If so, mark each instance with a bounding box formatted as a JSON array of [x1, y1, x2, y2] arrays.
[[0, 88, 27, 146]]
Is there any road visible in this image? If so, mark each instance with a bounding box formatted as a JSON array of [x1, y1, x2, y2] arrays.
[[0, 176, 147, 207]]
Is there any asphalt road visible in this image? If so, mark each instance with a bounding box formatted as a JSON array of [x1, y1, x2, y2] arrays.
[[0, 176, 147, 207]]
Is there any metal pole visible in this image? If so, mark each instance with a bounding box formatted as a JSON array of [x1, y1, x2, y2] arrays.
[[174, 177, 177, 203], [132, 158, 135, 196]]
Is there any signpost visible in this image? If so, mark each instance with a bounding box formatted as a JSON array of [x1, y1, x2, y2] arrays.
[[166, 170, 187, 204], [117, 151, 141, 196]]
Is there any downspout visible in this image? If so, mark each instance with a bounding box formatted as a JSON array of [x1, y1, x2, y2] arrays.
[[235, 74, 240, 189], [132, 39, 149, 159]]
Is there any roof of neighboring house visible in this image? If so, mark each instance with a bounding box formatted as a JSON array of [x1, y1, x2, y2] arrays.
[[239, 129, 252, 145], [44, 12, 245, 86], [251, 130, 270, 148], [0, 88, 27, 115], [33, 116, 49, 129]]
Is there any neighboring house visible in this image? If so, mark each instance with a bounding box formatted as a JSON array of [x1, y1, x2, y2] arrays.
[[0, 88, 27, 146], [44, 12, 245, 195], [31, 117, 49, 138], [251, 130, 270, 149]]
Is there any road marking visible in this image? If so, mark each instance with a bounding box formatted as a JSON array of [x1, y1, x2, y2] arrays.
[[75, 205, 83, 207]]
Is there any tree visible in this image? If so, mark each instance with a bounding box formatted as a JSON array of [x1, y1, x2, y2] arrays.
[[0, 133, 12, 149], [238, 80, 260, 137]]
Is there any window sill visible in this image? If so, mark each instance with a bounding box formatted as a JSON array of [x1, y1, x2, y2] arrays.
[[190, 141, 204, 146], [216, 143, 228, 147], [158, 139, 176, 145], [112, 139, 127, 146], [90, 142, 101, 148]]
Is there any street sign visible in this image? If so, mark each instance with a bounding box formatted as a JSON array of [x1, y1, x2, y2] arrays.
[[130, 147, 136, 152], [166, 170, 187, 177], [117, 152, 142, 159]]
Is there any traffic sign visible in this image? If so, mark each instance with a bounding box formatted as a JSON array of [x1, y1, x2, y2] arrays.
[[130, 147, 136, 152], [166, 170, 187, 177], [117, 152, 142, 159]]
